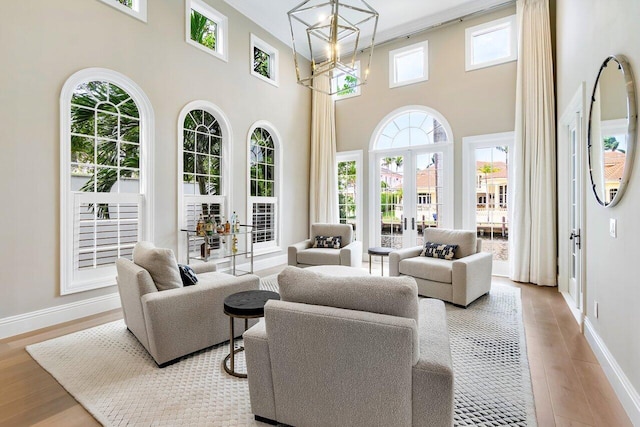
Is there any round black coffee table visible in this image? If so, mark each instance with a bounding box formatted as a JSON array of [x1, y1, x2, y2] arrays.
[[223, 290, 280, 378], [367, 247, 394, 275]]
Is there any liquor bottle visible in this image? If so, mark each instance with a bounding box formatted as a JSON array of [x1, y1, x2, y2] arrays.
[[225, 220, 231, 234], [232, 234, 238, 254], [196, 215, 205, 237], [205, 216, 213, 236]]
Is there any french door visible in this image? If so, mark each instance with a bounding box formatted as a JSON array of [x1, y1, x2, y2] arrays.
[[462, 132, 514, 276], [374, 147, 452, 249], [568, 116, 583, 310]]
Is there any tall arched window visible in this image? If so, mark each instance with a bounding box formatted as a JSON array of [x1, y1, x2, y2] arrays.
[[248, 122, 281, 253], [61, 68, 154, 294], [369, 106, 453, 248], [177, 101, 231, 262]]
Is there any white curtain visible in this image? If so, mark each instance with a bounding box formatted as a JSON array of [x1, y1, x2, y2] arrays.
[[309, 75, 339, 225], [511, 0, 557, 286]]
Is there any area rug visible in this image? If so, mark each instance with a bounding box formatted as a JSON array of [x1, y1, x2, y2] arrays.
[[26, 278, 536, 426]]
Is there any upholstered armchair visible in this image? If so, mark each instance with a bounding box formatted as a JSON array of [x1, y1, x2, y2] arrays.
[[244, 267, 454, 427], [389, 228, 492, 307], [288, 223, 362, 268], [115, 242, 260, 367]]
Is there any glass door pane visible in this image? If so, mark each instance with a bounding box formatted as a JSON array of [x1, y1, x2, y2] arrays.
[[415, 152, 443, 246], [379, 155, 404, 249], [474, 146, 509, 272]]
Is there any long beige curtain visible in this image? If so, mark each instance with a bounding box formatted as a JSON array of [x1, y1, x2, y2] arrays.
[[510, 0, 557, 286], [309, 75, 339, 225]]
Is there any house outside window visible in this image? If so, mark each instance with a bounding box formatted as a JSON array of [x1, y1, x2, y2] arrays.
[[465, 15, 517, 71], [248, 122, 281, 253], [186, 0, 228, 62], [61, 68, 153, 295]]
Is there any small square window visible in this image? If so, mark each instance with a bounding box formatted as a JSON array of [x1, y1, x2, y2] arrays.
[[465, 15, 517, 71], [186, 0, 228, 62], [389, 41, 429, 88], [98, 0, 147, 22], [333, 61, 361, 100], [250, 34, 279, 87]]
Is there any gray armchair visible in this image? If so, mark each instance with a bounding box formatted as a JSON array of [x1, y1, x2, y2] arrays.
[[244, 267, 454, 427], [288, 223, 362, 268], [389, 228, 492, 307], [115, 242, 260, 367]]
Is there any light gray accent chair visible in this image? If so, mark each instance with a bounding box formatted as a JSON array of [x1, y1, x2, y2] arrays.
[[244, 266, 454, 427], [389, 228, 492, 307], [288, 223, 362, 268], [115, 242, 260, 367]]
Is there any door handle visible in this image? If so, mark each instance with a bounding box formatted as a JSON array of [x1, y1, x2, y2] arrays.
[[411, 217, 415, 230], [570, 230, 581, 249], [403, 216, 407, 230]]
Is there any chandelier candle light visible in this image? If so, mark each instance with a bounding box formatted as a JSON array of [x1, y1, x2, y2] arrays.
[[288, 0, 379, 95]]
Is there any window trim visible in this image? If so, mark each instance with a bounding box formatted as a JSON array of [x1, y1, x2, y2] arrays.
[[177, 100, 233, 263], [336, 150, 363, 241], [185, 0, 228, 62], [333, 61, 361, 101], [98, 0, 147, 22], [389, 41, 429, 88], [250, 34, 279, 87], [465, 14, 517, 71], [246, 121, 282, 256], [60, 68, 154, 295]]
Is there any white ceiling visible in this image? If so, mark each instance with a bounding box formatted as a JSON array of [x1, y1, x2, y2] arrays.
[[224, 0, 513, 56]]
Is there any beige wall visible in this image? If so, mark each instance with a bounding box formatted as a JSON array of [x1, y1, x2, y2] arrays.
[[556, 0, 640, 401], [335, 5, 517, 250], [0, 0, 311, 318]]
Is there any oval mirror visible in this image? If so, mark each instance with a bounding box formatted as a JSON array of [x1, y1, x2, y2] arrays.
[[588, 55, 637, 207]]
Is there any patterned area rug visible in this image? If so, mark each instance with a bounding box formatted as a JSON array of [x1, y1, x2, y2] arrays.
[[26, 277, 536, 426]]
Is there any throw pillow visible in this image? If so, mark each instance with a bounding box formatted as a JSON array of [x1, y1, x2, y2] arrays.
[[313, 235, 342, 249], [178, 264, 198, 286], [132, 242, 183, 291], [421, 242, 458, 260]]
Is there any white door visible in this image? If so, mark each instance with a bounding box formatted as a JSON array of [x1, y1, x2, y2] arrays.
[[462, 132, 514, 276], [558, 84, 586, 323], [568, 116, 583, 310]]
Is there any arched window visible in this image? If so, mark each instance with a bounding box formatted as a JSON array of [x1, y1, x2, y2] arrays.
[[61, 68, 154, 294], [248, 122, 281, 253], [178, 101, 231, 261], [369, 106, 453, 248]]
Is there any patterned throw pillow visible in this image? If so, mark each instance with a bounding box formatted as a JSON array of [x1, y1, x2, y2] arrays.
[[177, 264, 198, 286], [313, 235, 342, 249], [421, 242, 458, 260]]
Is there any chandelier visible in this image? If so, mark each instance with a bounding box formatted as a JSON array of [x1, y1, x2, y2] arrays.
[[288, 0, 379, 95]]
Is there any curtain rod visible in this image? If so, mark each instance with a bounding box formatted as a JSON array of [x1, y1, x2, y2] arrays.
[[359, 0, 517, 53]]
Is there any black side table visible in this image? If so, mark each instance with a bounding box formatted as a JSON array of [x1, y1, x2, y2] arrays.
[[223, 290, 280, 378], [367, 247, 394, 276]]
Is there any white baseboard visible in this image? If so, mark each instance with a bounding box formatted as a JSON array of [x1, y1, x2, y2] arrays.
[[0, 293, 122, 340], [584, 318, 640, 425]]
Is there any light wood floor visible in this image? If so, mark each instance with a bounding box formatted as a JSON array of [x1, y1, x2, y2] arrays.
[[0, 266, 632, 426]]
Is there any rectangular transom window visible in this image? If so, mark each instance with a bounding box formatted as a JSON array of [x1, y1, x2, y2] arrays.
[[333, 61, 361, 100], [250, 34, 279, 87], [186, 0, 228, 62], [389, 41, 429, 88], [465, 15, 517, 71], [98, 0, 147, 22]]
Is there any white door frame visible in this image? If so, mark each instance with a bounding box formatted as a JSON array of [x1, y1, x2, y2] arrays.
[[336, 150, 364, 242], [462, 132, 514, 276], [558, 82, 587, 327]]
